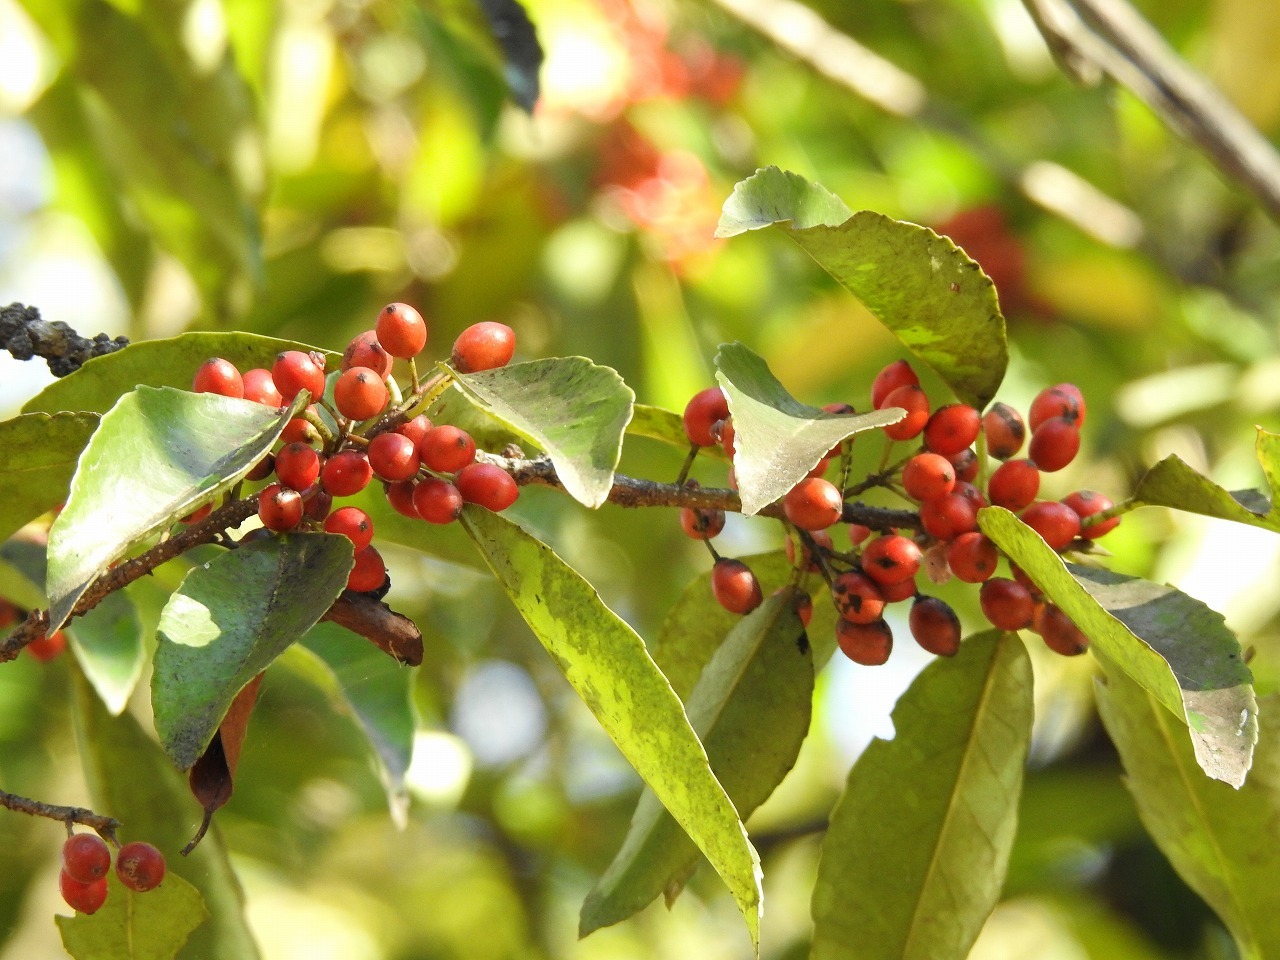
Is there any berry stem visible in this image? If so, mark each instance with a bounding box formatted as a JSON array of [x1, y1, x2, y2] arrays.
[[303, 407, 338, 447], [408, 357, 421, 395], [674, 443, 700, 486], [1080, 496, 1137, 529], [0, 788, 121, 844]]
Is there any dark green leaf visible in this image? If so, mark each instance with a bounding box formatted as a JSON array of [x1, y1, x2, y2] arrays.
[[716, 168, 1008, 408], [581, 587, 813, 934], [152, 533, 354, 769], [978, 507, 1256, 786], [476, 0, 542, 111], [57, 871, 208, 960], [0, 412, 98, 543], [715, 343, 903, 515], [811, 631, 1033, 960], [460, 506, 762, 947]]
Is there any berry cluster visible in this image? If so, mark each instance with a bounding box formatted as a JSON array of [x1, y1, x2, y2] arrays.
[[59, 832, 165, 914], [680, 360, 1118, 664], [192, 306, 521, 593]]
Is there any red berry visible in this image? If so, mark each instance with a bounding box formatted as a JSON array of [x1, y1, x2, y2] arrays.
[[258, 484, 303, 531], [954, 481, 988, 510], [62, 833, 111, 885], [1020, 500, 1082, 551], [982, 402, 1025, 460], [180, 503, 213, 524], [455, 463, 519, 512], [871, 360, 919, 409], [396, 414, 433, 447], [334, 367, 389, 422], [847, 524, 872, 546], [786, 529, 833, 572], [902, 453, 956, 502], [789, 589, 814, 627], [452, 321, 516, 373], [274, 441, 322, 491], [242, 368, 283, 407], [1062, 490, 1120, 539], [280, 416, 320, 446], [946, 532, 999, 583], [908, 595, 961, 656], [115, 841, 166, 893], [385, 480, 420, 519], [26, 629, 67, 662], [342, 330, 393, 378], [1034, 604, 1089, 655], [711, 558, 763, 614], [347, 544, 387, 592], [987, 459, 1040, 511], [880, 576, 918, 603], [860, 534, 922, 586], [948, 447, 979, 483], [714, 419, 737, 460], [836, 618, 893, 665], [324, 506, 374, 550], [923, 404, 980, 456], [783, 477, 843, 531], [1029, 383, 1085, 430], [60, 870, 108, 914], [246, 453, 275, 482], [303, 488, 333, 521], [920, 492, 979, 541], [272, 351, 327, 403], [376, 302, 428, 359], [192, 358, 244, 398], [979, 578, 1035, 630], [680, 505, 726, 539], [831, 570, 885, 624], [368, 432, 420, 482], [419, 425, 477, 474], [413, 477, 465, 524], [879, 384, 930, 441], [321, 451, 373, 497], [1028, 416, 1080, 472], [683, 387, 730, 447]]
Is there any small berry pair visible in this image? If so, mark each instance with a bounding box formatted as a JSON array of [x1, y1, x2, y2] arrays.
[[60, 834, 166, 915]]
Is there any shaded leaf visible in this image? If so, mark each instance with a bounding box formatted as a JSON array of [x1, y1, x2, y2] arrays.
[[452, 357, 634, 508], [811, 631, 1033, 960], [46, 387, 307, 630], [581, 588, 813, 933], [978, 507, 1256, 786], [152, 534, 353, 769], [68, 590, 145, 716], [184, 674, 263, 855], [715, 342, 903, 515], [476, 0, 543, 111], [716, 168, 1008, 408], [57, 871, 208, 960], [0, 412, 98, 543], [1096, 679, 1280, 960], [460, 506, 762, 947]]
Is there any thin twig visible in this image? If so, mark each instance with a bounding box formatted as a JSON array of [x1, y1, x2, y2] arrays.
[[0, 788, 122, 844]]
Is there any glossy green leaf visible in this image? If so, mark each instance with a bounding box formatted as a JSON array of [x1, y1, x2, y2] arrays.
[[451, 357, 634, 507], [0, 412, 98, 543], [811, 631, 1033, 960], [715, 342, 904, 515], [46, 387, 307, 631], [581, 587, 813, 934], [57, 872, 208, 960], [69, 590, 145, 716], [152, 533, 354, 769], [1130, 428, 1280, 532], [716, 168, 1008, 408], [978, 507, 1256, 786], [460, 506, 762, 947], [626, 403, 726, 459], [71, 669, 261, 960], [1096, 677, 1280, 960], [23, 333, 334, 416]]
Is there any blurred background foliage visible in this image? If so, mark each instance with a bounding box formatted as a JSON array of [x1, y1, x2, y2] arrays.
[[1, 0, 1279, 956]]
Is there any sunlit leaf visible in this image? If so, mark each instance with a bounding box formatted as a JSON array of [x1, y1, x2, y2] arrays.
[[811, 631, 1033, 960], [0, 412, 98, 543], [57, 871, 208, 960]]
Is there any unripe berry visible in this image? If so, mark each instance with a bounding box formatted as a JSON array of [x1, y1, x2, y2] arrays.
[[334, 367, 389, 422], [347, 544, 387, 592], [60, 870, 108, 914], [711, 558, 763, 614], [902, 452, 956, 502], [879, 384, 930, 441], [908, 595, 961, 657], [1028, 416, 1080, 472], [324, 506, 374, 551], [342, 330, 393, 378], [871, 360, 919, 409], [367, 432, 420, 482], [455, 463, 519, 512], [258, 484, 303, 531], [982, 402, 1025, 459], [979, 577, 1035, 630], [923, 404, 980, 456], [987, 459, 1039, 511], [946, 531, 999, 583], [452, 321, 517, 373], [1034, 604, 1089, 655], [836, 618, 893, 665], [115, 841, 166, 892], [419, 425, 477, 474], [376, 302, 428, 358], [1029, 383, 1085, 430], [831, 570, 885, 624], [860, 534, 922, 586], [680, 505, 726, 540], [413, 477, 464, 524], [242, 368, 283, 407], [62, 833, 111, 884], [272, 351, 326, 403], [192, 358, 244, 398], [274, 442, 321, 491], [1020, 500, 1081, 551], [321, 451, 373, 497], [783, 477, 843, 530], [1062, 490, 1120, 539], [683, 387, 729, 447]]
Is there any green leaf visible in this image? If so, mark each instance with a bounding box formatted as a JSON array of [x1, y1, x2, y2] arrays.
[[978, 506, 1257, 786], [716, 168, 1008, 408], [0, 412, 98, 543], [581, 587, 814, 934], [71, 668, 261, 960], [810, 631, 1033, 960], [459, 506, 762, 947], [1129, 428, 1280, 532], [451, 357, 634, 507], [714, 343, 903, 515], [0, 538, 54, 615], [57, 871, 208, 960], [23, 332, 334, 416], [46, 387, 307, 631], [69, 589, 145, 716], [626, 403, 725, 459], [152, 533, 354, 769], [1096, 679, 1280, 960]]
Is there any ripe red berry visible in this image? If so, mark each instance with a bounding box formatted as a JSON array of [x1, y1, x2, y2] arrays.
[[860, 534, 922, 586], [789, 589, 814, 627], [192, 358, 244, 398], [180, 503, 213, 524], [786, 529, 833, 572], [419, 425, 477, 474], [920, 492, 979, 541], [376, 302, 428, 358], [60, 870, 108, 914], [982, 402, 1025, 459], [347, 544, 387, 592], [987, 459, 1040, 510], [246, 453, 275, 482], [1034, 604, 1089, 655], [1028, 416, 1080, 472], [783, 477, 843, 530], [880, 576, 918, 603], [902, 452, 956, 502], [455, 463, 519, 512], [26, 629, 67, 662], [946, 531, 999, 583], [413, 477, 465, 524], [847, 524, 872, 546], [948, 447, 979, 483], [62, 833, 111, 884], [880, 384, 930, 441], [272, 351, 327, 403], [871, 360, 919, 409], [680, 505, 726, 539], [714, 419, 737, 460], [367, 432, 420, 482], [1029, 383, 1085, 430], [115, 841, 166, 893], [258, 484, 303, 531], [923, 404, 980, 456], [1019, 500, 1082, 551], [831, 570, 885, 624], [242, 368, 283, 407], [683, 387, 730, 447], [274, 442, 322, 491], [979, 577, 1035, 630], [711, 558, 763, 614], [396, 414, 433, 447], [1062, 490, 1120, 539], [280, 416, 320, 446], [908, 595, 961, 656], [385, 480, 420, 519], [835, 618, 893, 665], [452, 321, 517, 373], [342, 330, 393, 378], [320, 451, 373, 497], [324, 506, 374, 551], [303, 488, 333, 521], [334, 367, 389, 422]]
